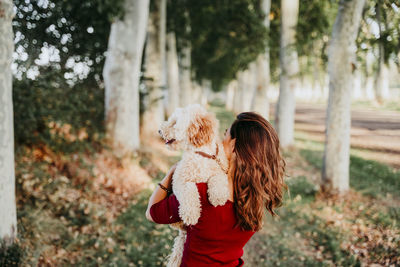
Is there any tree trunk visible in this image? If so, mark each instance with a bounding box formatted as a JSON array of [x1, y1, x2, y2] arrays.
[[374, 45, 390, 102], [166, 32, 180, 116], [364, 52, 375, 100], [201, 79, 211, 106], [275, 0, 300, 147], [160, 0, 167, 117], [252, 0, 271, 120], [179, 44, 192, 107], [238, 64, 257, 112], [179, 11, 192, 107], [225, 80, 236, 111], [142, 0, 166, 137], [192, 81, 202, 104], [374, 0, 389, 103], [235, 71, 244, 113], [322, 0, 365, 193], [0, 0, 17, 246], [103, 0, 150, 153]]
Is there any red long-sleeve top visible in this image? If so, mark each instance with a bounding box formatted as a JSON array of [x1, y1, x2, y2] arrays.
[[150, 182, 255, 267]]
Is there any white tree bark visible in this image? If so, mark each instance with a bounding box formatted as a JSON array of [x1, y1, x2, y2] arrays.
[[200, 79, 211, 106], [322, 0, 365, 193], [166, 32, 180, 116], [234, 72, 244, 113], [103, 0, 149, 153], [275, 0, 300, 147], [353, 69, 363, 100], [160, 0, 168, 117], [238, 64, 257, 112], [374, 45, 390, 102], [252, 54, 270, 119], [179, 11, 193, 107], [252, 0, 271, 120], [0, 0, 17, 246], [192, 81, 202, 104], [374, 1, 390, 103], [225, 80, 236, 111], [364, 51, 375, 100], [179, 44, 192, 107], [143, 0, 166, 137]]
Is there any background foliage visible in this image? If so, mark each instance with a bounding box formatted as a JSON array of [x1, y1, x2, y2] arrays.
[[12, 0, 124, 150]]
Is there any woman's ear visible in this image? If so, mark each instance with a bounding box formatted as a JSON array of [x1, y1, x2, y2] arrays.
[[188, 114, 215, 147]]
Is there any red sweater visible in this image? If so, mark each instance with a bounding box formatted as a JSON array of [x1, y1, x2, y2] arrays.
[[150, 183, 255, 267]]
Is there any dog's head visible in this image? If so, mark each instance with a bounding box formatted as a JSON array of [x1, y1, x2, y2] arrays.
[[159, 104, 218, 150]]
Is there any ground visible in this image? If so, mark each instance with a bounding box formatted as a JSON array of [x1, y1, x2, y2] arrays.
[[1, 102, 399, 267]]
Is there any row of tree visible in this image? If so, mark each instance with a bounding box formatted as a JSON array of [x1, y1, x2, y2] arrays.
[[1, 0, 399, 247]]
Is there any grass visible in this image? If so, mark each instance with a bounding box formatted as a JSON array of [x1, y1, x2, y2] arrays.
[[299, 149, 400, 199]]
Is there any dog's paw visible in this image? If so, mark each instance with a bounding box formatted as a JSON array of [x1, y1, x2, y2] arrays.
[[208, 175, 230, 207], [179, 203, 201, 225], [208, 190, 229, 206], [210, 195, 228, 206]]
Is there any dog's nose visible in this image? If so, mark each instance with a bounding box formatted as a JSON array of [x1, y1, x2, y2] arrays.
[[158, 129, 162, 135]]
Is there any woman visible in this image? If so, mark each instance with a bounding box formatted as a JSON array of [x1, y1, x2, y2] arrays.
[[145, 112, 286, 266]]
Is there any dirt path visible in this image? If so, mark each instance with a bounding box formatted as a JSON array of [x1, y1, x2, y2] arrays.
[[272, 103, 400, 168]]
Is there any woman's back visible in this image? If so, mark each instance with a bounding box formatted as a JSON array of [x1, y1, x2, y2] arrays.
[[150, 182, 255, 266]]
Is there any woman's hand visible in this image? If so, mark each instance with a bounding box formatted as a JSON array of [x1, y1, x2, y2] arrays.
[[145, 163, 178, 222], [162, 163, 177, 191]]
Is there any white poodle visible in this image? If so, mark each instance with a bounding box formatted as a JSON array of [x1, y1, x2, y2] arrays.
[[158, 104, 230, 267]]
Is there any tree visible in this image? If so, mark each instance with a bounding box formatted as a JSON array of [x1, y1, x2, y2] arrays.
[[252, 0, 271, 120], [225, 79, 236, 111], [142, 0, 167, 137], [0, 0, 17, 246], [275, 0, 300, 148], [357, 0, 400, 102], [103, 0, 150, 153], [373, 0, 389, 102], [12, 0, 124, 149], [166, 31, 180, 116], [178, 10, 193, 107], [237, 66, 256, 113], [168, 0, 268, 92], [322, 0, 366, 193]]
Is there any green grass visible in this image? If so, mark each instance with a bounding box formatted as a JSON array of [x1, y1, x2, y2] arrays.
[[299, 149, 400, 199], [111, 191, 177, 266], [0, 242, 24, 267], [286, 176, 319, 202]]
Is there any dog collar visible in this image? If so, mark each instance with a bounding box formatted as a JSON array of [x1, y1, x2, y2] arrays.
[[195, 145, 228, 174]]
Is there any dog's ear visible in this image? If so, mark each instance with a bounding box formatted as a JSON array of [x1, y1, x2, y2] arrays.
[[188, 113, 216, 147]]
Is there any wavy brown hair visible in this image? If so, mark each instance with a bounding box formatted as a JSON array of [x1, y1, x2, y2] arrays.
[[230, 112, 286, 232]]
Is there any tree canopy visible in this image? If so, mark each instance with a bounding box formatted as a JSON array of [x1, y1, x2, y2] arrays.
[[168, 0, 268, 90]]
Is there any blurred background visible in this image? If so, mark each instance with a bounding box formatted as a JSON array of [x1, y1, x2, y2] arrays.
[[0, 0, 399, 266]]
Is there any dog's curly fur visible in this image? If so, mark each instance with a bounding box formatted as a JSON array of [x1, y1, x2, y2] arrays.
[[159, 104, 230, 267]]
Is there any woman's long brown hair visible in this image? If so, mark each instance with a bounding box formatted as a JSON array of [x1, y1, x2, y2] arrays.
[[230, 112, 286, 232]]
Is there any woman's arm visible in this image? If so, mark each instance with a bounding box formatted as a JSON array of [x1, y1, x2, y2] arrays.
[[145, 164, 176, 222]]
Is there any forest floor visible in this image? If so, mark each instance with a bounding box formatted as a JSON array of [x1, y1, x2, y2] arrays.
[[2, 102, 399, 267], [271, 103, 400, 169]]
